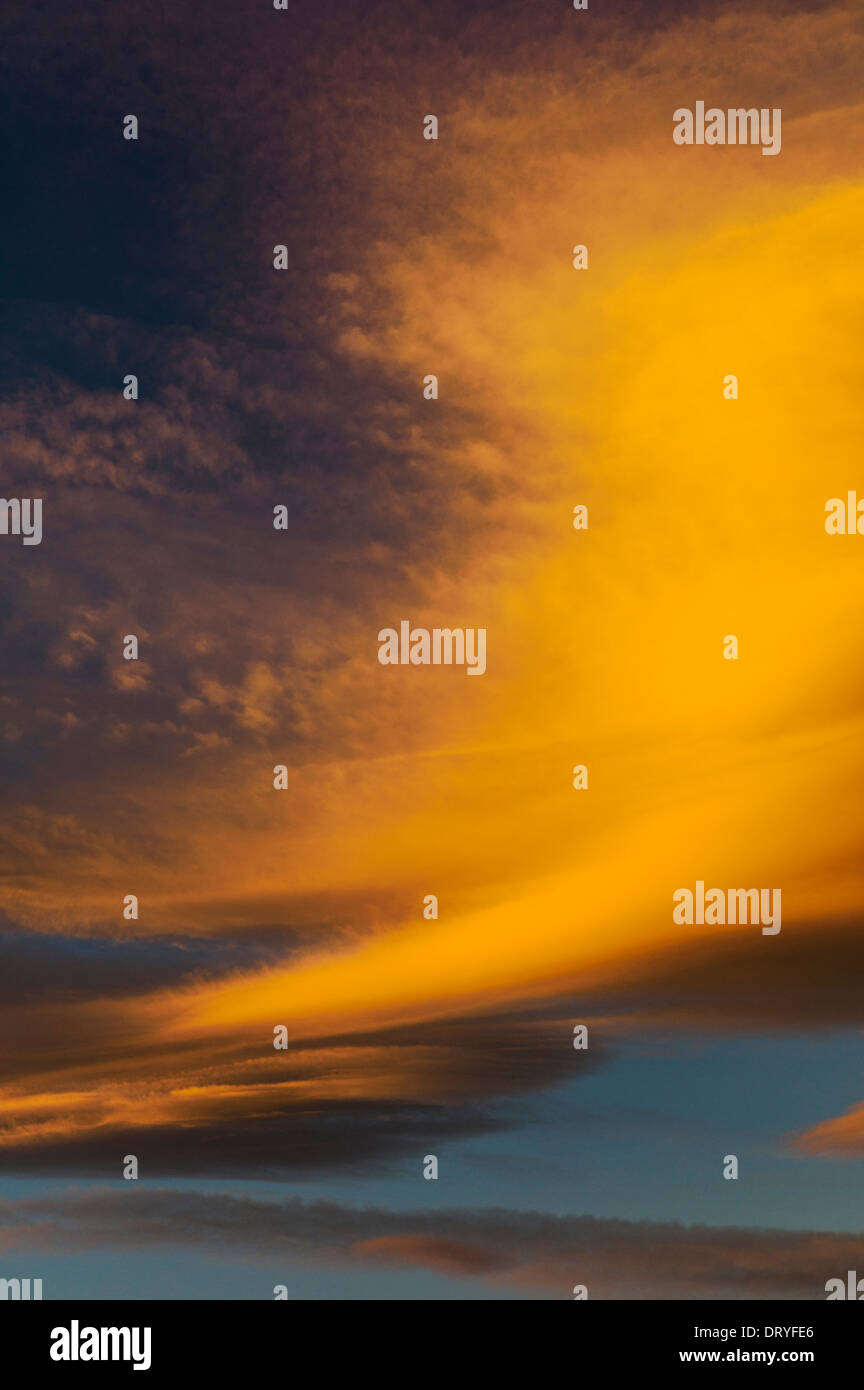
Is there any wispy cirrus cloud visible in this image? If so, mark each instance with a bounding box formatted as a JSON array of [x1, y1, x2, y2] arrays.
[[0, 0, 863, 1188]]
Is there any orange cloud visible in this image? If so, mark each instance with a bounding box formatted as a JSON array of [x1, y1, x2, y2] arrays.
[[795, 1102, 864, 1158], [1, 0, 863, 1167]]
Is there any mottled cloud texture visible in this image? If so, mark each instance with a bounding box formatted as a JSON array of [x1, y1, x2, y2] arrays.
[[0, 0, 863, 1290]]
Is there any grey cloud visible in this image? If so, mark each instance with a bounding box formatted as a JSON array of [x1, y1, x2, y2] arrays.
[[1, 1186, 860, 1299]]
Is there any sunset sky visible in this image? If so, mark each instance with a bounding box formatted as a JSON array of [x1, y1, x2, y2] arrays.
[[1, 0, 863, 1298]]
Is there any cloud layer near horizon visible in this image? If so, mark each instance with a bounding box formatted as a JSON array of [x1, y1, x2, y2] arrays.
[[1, 1187, 862, 1299]]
